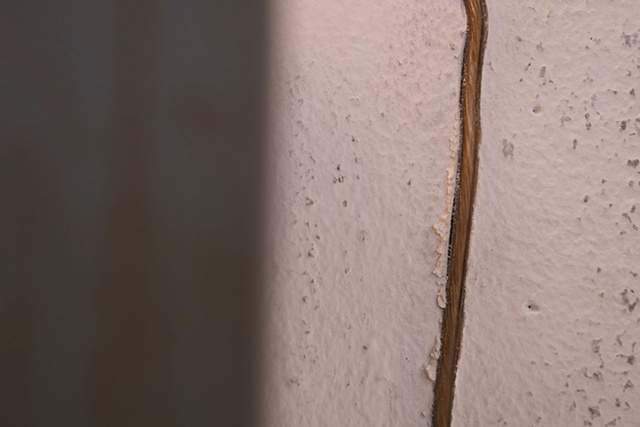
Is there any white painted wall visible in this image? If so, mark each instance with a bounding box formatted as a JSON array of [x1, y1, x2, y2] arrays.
[[266, 0, 640, 425], [265, 1, 463, 424], [455, 1, 640, 426]]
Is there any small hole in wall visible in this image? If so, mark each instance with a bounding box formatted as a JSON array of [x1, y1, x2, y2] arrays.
[[524, 302, 540, 313], [532, 105, 543, 114]]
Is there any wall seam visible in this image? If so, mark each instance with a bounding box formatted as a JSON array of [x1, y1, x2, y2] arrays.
[[431, 0, 488, 425]]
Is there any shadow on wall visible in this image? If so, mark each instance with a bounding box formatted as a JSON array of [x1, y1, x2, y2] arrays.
[[0, 1, 267, 426]]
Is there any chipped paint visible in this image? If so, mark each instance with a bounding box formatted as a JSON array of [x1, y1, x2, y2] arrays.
[[433, 119, 462, 310]]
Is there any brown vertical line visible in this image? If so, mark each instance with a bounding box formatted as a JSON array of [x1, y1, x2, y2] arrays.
[[432, 0, 488, 426]]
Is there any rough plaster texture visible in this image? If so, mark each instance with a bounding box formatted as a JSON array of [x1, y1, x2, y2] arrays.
[[454, 1, 640, 426], [265, 1, 465, 425], [267, 0, 640, 425]]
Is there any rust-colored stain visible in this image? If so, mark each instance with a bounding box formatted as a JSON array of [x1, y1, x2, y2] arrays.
[[432, 0, 488, 425]]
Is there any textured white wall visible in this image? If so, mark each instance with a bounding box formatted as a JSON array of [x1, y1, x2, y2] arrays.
[[265, 0, 463, 425], [455, 1, 640, 426], [267, 0, 640, 425]]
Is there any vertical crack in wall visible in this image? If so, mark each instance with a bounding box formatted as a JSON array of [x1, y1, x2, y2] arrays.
[[432, 0, 488, 426]]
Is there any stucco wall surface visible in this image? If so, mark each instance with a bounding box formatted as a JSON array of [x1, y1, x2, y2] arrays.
[[265, 1, 464, 425], [454, 1, 640, 426]]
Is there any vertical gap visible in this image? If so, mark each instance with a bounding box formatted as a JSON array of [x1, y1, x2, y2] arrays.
[[432, 1, 488, 426]]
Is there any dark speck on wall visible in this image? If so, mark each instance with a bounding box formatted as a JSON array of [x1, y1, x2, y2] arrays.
[[502, 139, 514, 158]]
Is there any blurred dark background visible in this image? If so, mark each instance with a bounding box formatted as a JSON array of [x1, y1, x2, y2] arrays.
[[0, 1, 266, 425]]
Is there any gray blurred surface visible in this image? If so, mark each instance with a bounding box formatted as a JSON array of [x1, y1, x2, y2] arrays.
[[0, 1, 266, 425]]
